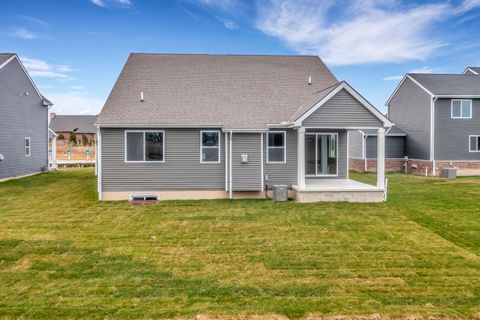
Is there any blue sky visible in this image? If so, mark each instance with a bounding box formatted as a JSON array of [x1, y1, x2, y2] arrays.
[[1, 0, 480, 115]]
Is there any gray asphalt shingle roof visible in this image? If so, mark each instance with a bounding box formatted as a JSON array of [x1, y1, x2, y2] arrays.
[[408, 73, 480, 96], [50, 115, 98, 134], [96, 53, 339, 129], [465, 67, 480, 74], [0, 53, 15, 67]]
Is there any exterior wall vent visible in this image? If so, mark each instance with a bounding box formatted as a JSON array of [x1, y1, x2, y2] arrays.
[[140, 91, 144, 102], [308, 76, 312, 85], [129, 194, 159, 205]]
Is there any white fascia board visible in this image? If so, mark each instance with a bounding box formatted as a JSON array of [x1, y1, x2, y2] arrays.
[[294, 81, 393, 127], [435, 95, 480, 98], [95, 123, 224, 128]]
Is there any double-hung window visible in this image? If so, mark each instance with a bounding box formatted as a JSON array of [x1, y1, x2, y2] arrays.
[[125, 131, 164, 162], [451, 100, 472, 119], [267, 131, 286, 163], [201, 131, 220, 163], [25, 137, 31, 156], [469, 135, 480, 152]]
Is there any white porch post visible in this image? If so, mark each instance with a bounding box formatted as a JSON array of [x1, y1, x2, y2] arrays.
[[376, 128, 385, 189], [52, 137, 57, 169], [297, 127, 306, 189]]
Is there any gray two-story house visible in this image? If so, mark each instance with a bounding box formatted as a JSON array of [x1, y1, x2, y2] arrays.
[[0, 53, 53, 181], [386, 72, 480, 176], [96, 53, 392, 202]]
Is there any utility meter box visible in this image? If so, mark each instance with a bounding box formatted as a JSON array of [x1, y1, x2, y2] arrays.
[[240, 154, 248, 164]]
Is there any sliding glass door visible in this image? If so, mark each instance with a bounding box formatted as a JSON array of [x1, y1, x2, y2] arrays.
[[305, 133, 338, 176]]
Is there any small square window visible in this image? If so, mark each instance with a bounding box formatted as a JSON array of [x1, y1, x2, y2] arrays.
[[451, 100, 472, 118], [470, 135, 480, 152]]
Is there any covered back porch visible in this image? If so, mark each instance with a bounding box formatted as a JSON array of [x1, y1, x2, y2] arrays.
[[292, 127, 387, 202]]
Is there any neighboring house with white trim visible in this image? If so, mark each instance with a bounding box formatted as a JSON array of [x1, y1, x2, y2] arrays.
[[0, 53, 54, 181], [385, 71, 480, 176], [96, 53, 392, 202]]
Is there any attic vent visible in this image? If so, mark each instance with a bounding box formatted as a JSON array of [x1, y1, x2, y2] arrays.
[[308, 76, 312, 85], [140, 91, 144, 102]]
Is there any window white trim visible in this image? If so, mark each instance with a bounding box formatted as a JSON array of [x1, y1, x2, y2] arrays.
[[25, 137, 31, 157], [305, 132, 339, 177], [200, 130, 221, 164], [266, 131, 286, 164], [451, 99, 472, 119], [469, 135, 480, 152], [124, 130, 165, 163]]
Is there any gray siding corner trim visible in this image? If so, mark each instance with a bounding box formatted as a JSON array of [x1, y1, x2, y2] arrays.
[[434, 98, 480, 161], [0, 58, 48, 179], [302, 89, 384, 128], [388, 77, 431, 160]]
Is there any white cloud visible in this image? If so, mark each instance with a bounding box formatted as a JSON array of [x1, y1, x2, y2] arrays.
[[46, 91, 103, 115], [383, 66, 446, 81], [195, 0, 239, 10], [255, 0, 480, 66], [7, 27, 38, 40], [22, 57, 75, 80], [90, 0, 132, 8], [18, 15, 48, 27]]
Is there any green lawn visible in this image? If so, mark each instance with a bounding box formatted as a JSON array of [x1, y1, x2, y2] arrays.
[[0, 169, 479, 319]]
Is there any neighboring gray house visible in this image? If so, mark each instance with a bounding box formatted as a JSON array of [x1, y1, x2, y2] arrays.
[[96, 53, 392, 202], [463, 67, 480, 75], [0, 53, 53, 181], [349, 126, 406, 173], [386, 72, 480, 176]]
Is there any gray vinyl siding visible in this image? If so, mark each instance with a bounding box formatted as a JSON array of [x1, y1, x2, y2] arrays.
[[101, 128, 225, 191], [388, 77, 431, 160], [302, 89, 384, 128], [264, 129, 297, 187], [348, 130, 364, 159], [0, 58, 48, 179], [306, 129, 348, 179], [231, 133, 262, 191], [366, 136, 405, 159], [434, 98, 480, 160]]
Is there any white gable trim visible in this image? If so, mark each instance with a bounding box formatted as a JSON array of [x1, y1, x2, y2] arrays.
[[0, 54, 50, 105], [294, 81, 393, 127], [463, 67, 479, 75], [0, 55, 16, 70], [385, 74, 434, 107]]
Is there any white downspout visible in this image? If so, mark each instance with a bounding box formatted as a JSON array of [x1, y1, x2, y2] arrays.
[[430, 97, 437, 176], [260, 132, 264, 191], [97, 127, 102, 200], [224, 131, 228, 191], [229, 130, 233, 199]]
